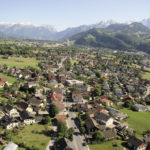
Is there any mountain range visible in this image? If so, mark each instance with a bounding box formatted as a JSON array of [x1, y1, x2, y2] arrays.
[[0, 19, 150, 40], [71, 22, 150, 53]]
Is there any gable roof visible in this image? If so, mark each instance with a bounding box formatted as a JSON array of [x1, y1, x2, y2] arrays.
[[128, 136, 144, 148], [29, 97, 42, 106], [94, 112, 111, 122], [85, 118, 99, 130], [17, 102, 28, 110], [102, 129, 116, 139], [5, 104, 13, 112], [19, 111, 34, 120]]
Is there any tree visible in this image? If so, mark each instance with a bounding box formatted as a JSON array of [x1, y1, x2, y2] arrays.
[[80, 126, 86, 134], [92, 86, 101, 97], [68, 127, 74, 141], [42, 116, 51, 124], [93, 130, 105, 143], [57, 120, 68, 139], [147, 142, 150, 150], [49, 104, 59, 118], [124, 100, 133, 108]]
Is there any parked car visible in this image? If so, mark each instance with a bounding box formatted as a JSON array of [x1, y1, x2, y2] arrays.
[[82, 142, 87, 146]]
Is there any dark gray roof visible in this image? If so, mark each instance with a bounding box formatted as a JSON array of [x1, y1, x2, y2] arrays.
[[19, 111, 34, 120], [128, 136, 144, 148], [95, 112, 111, 122], [85, 118, 99, 130]]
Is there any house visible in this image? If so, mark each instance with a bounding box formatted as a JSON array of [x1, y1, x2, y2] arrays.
[[0, 105, 5, 119], [0, 115, 19, 129], [17, 101, 29, 111], [66, 79, 84, 87], [133, 104, 147, 112], [123, 94, 134, 101], [101, 99, 113, 106], [76, 103, 88, 112], [5, 104, 19, 118], [0, 78, 8, 83], [127, 136, 147, 150], [54, 138, 74, 150], [57, 115, 67, 122], [144, 136, 150, 144], [19, 111, 35, 125], [94, 112, 114, 127], [102, 129, 116, 140], [93, 105, 106, 113], [0, 81, 5, 88], [28, 97, 43, 108], [52, 101, 65, 112], [27, 81, 39, 88], [0, 78, 8, 88], [50, 88, 63, 102], [48, 79, 58, 88], [72, 91, 83, 103], [85, 118, 99, 134], [3, 142, 18, 150]]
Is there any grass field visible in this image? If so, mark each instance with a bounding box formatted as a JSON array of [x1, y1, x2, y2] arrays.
[[101, 54, 116, 60], [142, 72, 150, 81], [120, 109, 150, 135], [70, 59, 78, 66], [0, 56, 40, 69], [89, 140, 124, 150], [0, 73, 17, 83], [11, 124, 50, 150]]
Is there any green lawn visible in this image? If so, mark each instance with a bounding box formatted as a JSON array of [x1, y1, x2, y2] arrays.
[[0, 73, 17, 83], [11, 124, 50, 150], [142, 72, 150, 81], [89, 140, 124, 150], [120, 109, 150, 135], [70, 59, 78, 66], [0, 56, 40, 69], [0, 145, 3, 150]]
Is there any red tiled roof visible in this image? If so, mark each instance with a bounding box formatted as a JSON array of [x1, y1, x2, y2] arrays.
[[57, 115, 67, 121], [50, 92, 63, 101], [101, 99, 110, 103], [123, 95, 134, 100]]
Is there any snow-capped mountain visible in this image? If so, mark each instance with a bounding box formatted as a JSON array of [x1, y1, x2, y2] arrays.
[[0, 19, 149, 40], [141, 18, 150, 28], [0, 22, 57, 40]]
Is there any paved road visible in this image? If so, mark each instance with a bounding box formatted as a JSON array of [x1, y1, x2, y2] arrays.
[[66, 111, 89, 150], [46, 126, 57, 150], [144, 86, 150, 98]]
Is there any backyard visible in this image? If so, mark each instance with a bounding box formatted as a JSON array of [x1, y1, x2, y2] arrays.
[[89, 140, 124, 150], [120, 108, 150, 136], [11, 124, 50, 150]]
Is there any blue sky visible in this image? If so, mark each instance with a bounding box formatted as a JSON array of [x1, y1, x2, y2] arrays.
[[0, 0, 149, 31]]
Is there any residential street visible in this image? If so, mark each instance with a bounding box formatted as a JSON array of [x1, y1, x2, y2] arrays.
[[144, 86, 150, 98], [66, 111, 89, 150]]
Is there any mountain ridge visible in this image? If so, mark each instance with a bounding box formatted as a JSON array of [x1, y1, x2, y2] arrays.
[[0, 18, 150, 40]]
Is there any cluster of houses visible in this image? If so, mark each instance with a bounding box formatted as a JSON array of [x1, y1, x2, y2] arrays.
[[0, 48, 150, 150]]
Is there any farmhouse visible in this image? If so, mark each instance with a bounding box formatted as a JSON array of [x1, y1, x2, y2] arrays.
[[127, 136, 147, 150], [133, 104, 147, 112], [94, 112, 114, 127]]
